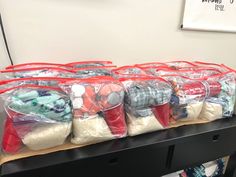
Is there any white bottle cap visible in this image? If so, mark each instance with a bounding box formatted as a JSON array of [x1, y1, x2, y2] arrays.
[[72, 84, 85, 97]]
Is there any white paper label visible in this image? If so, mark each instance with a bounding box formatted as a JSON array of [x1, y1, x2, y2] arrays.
[[182, 0, 236, 32]]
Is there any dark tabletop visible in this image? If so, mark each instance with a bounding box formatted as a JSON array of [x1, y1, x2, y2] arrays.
[[1, 114, 236, 176]]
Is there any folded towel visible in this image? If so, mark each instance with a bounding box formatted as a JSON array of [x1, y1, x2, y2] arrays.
[[126, 113, 163, 136], [23, 122, 71, 150], [72, 115, 114, 145]]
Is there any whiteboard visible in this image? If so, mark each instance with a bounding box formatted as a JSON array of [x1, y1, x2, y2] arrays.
[[182, 0, 236, 32]]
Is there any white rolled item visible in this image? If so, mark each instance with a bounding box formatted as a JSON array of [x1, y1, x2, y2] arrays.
[[179, 102, 204, 121], [23, 122, 72, 150], [71, 115, 114, 145], [127, 113, 164, 136], [199, 102, 223, 121]]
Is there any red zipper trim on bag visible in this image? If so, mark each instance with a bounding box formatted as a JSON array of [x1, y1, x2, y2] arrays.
[[0, 77, 75, 85], [112, 65, 145, 72], [0, 76, 117, 86], [160, 74, 206, 81], [113, 72, 151, 78], [5, 62, 70, 70], [155, 67, 221, 73], [62, 76, 116, 84], [138, 65, 171, 70], [66, 60, 113, 66], [1, 67, 76, 73], [119, 76, 169, 83], [179, 66, 221, 71], [202, 71, 235, 79], [73, 65, 116, 71], [0, 84, 62, 94], [194, 62, 232, 72], [221, 64, 235, 72], [112, 66, 150, 76], [165, 60, 197, 66], [194, 61, 225, 68]]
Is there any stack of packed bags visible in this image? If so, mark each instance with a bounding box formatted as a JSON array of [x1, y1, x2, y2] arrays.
[[0, 61, 127, 158], [114, 61, 236, 135], [0, 60, 235, 162], [140, 61, 236, 120]]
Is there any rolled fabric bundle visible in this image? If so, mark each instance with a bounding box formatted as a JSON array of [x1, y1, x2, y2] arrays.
[[170, 101, 204, 122], [199, 102, 223, 121], [185, 102, 204, 120], [126, 105, 153, 117], [126, 108, 164, 136], [72, 115, 114, 145], [23, 122, 72, 150], [124, 80, 171, 109], [8, 89, 72, 122], [60, 76, 127, 145]]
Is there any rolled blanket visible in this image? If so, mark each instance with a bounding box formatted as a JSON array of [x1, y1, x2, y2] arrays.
[[125, 81, 172, 108], [174, 102, 204, 122], [199, 102, 223, 121], [126, 113, 164, 136], [23, 122, 72, 150], [72, 115, 114, 145]]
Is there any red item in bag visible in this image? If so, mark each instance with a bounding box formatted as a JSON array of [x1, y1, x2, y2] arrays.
[[207, 81, 222, 96], [182, 82, 206, 96], [182, 79, 221, 97], [98, 83, 124, 109], [151, 103, 170, 127], [2, 116, 22, 153], [103, 104, 126, 137]]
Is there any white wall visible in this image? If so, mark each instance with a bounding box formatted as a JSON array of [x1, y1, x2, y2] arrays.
[[0, 0, 236, 68], [0, 25, 9, 112], [0, 25, 10, 69]]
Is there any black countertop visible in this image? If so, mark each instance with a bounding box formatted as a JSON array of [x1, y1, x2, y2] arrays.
[[1, 117, 236, 176]]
